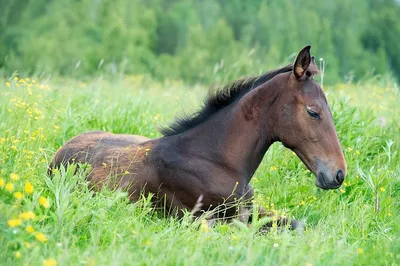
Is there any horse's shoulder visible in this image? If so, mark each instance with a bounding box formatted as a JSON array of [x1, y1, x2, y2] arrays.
[[146, 138, 184, 167]]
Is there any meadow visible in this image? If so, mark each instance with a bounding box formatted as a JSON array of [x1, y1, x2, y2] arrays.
[[0, 73, 399, 266]]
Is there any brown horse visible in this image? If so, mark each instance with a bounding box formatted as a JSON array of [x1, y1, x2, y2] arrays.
[[49, 46, 346, 229]]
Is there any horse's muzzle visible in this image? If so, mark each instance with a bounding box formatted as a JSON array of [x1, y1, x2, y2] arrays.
[[315, 169, 345, 190]]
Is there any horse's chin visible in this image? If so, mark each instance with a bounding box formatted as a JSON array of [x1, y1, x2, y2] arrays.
[[315, 177, 341, 190]]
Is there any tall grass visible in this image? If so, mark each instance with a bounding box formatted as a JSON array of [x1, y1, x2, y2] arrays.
[[0, 75, 399, 265]]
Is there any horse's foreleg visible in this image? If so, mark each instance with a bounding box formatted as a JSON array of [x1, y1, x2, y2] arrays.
[[256, 207, 305, 231], [242, 184, 305, 231]]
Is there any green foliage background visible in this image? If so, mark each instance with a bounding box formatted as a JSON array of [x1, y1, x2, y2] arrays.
[[1, 0, 400, 83]]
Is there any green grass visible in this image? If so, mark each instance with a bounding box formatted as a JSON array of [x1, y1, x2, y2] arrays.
[[0, 75, 399, 266]]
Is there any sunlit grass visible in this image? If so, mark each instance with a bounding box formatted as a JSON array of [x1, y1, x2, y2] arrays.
[[0, 75, 399, 265]]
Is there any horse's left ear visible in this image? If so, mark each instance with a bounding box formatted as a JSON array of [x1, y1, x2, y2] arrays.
[[293, 45, 317, 80]]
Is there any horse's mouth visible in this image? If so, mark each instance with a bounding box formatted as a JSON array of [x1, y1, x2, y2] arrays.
[[292, 150, 343, 190], [315, 173, 341, 190]]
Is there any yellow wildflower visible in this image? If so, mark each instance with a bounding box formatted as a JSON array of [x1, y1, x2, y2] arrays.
[[20, 78, 25, 83], [14, 76, 19, 81], [24, 242, 32, 248], [20, 211, 36, 220], [14, 191, 23, 199], [10, 173, 20, 180], [355, 150, 360, 155], [340, 189, 345, 193], [25, 225, 35, 233], [379, 187, 385, 192], [39, 196, 50, 208], [300, 200, 305, 206], [270, 165, 277, 171], [347, 147, 353, 152], [5, 182, 14, 192], [388, 212, 392, 217], [8, 218, 22, 228], [15, 251, 21, 259], [25, 181, 34, 194], [43, 258, 57, 266], [200, 220, 209, 232], [357, 248, 363, 254], [5, 81, 11, 87], [35, 232, 48, 242], [0, 178, 4, 187]]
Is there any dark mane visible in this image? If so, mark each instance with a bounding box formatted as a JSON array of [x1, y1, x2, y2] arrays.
[[159, 64, 293, 136]]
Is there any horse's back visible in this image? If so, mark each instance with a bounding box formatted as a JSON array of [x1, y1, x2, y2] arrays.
[[49, 131, 151, 173]]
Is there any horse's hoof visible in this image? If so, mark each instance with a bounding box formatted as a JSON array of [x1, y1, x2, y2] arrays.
[[291, 219, 305, 232]]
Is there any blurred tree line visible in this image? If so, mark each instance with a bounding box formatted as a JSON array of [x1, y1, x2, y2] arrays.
[[1, 0, 399, 84]]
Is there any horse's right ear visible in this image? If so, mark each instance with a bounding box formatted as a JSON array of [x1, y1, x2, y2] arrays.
[[293, 45, 312, 80]]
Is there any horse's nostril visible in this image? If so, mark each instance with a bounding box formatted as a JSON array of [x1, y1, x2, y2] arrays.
[[336, 169, 345, 184]]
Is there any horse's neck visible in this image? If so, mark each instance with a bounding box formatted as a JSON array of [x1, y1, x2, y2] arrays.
[[179, 86, 278, 185], [225, 87, 277, 181]]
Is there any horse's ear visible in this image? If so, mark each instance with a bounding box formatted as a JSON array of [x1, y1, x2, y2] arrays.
[[293, 45, 312, 79]]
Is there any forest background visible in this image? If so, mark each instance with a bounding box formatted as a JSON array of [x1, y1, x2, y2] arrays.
[[1, 0, 400, 84]]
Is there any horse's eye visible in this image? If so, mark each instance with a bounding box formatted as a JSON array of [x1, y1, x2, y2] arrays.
[[307, 109, 320, 119]]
